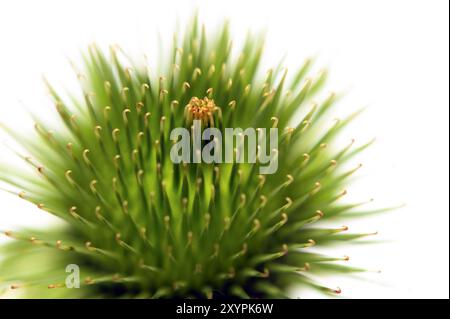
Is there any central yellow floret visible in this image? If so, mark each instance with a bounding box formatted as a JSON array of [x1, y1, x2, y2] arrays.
[[185, 96, 218, 126]]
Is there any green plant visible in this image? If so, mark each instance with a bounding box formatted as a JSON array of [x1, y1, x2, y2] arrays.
[[0, 17, 380, 298]]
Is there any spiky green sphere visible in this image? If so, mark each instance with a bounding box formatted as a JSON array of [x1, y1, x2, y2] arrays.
[[0, 17, 378, 298]]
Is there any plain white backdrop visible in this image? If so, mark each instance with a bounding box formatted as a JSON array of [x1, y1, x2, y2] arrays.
[[0, 0, 448, 298]]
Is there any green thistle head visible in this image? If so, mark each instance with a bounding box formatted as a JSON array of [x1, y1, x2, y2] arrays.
[[0, 16, 381, 298]]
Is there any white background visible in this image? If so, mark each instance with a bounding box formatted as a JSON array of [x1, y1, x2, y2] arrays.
[[0, 0, 448, 298]]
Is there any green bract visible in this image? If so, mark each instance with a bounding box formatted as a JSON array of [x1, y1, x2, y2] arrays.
[[0, 17, 380, 298]]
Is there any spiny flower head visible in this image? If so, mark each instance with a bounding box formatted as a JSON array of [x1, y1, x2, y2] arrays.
[[0, 16, 381, 298]]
